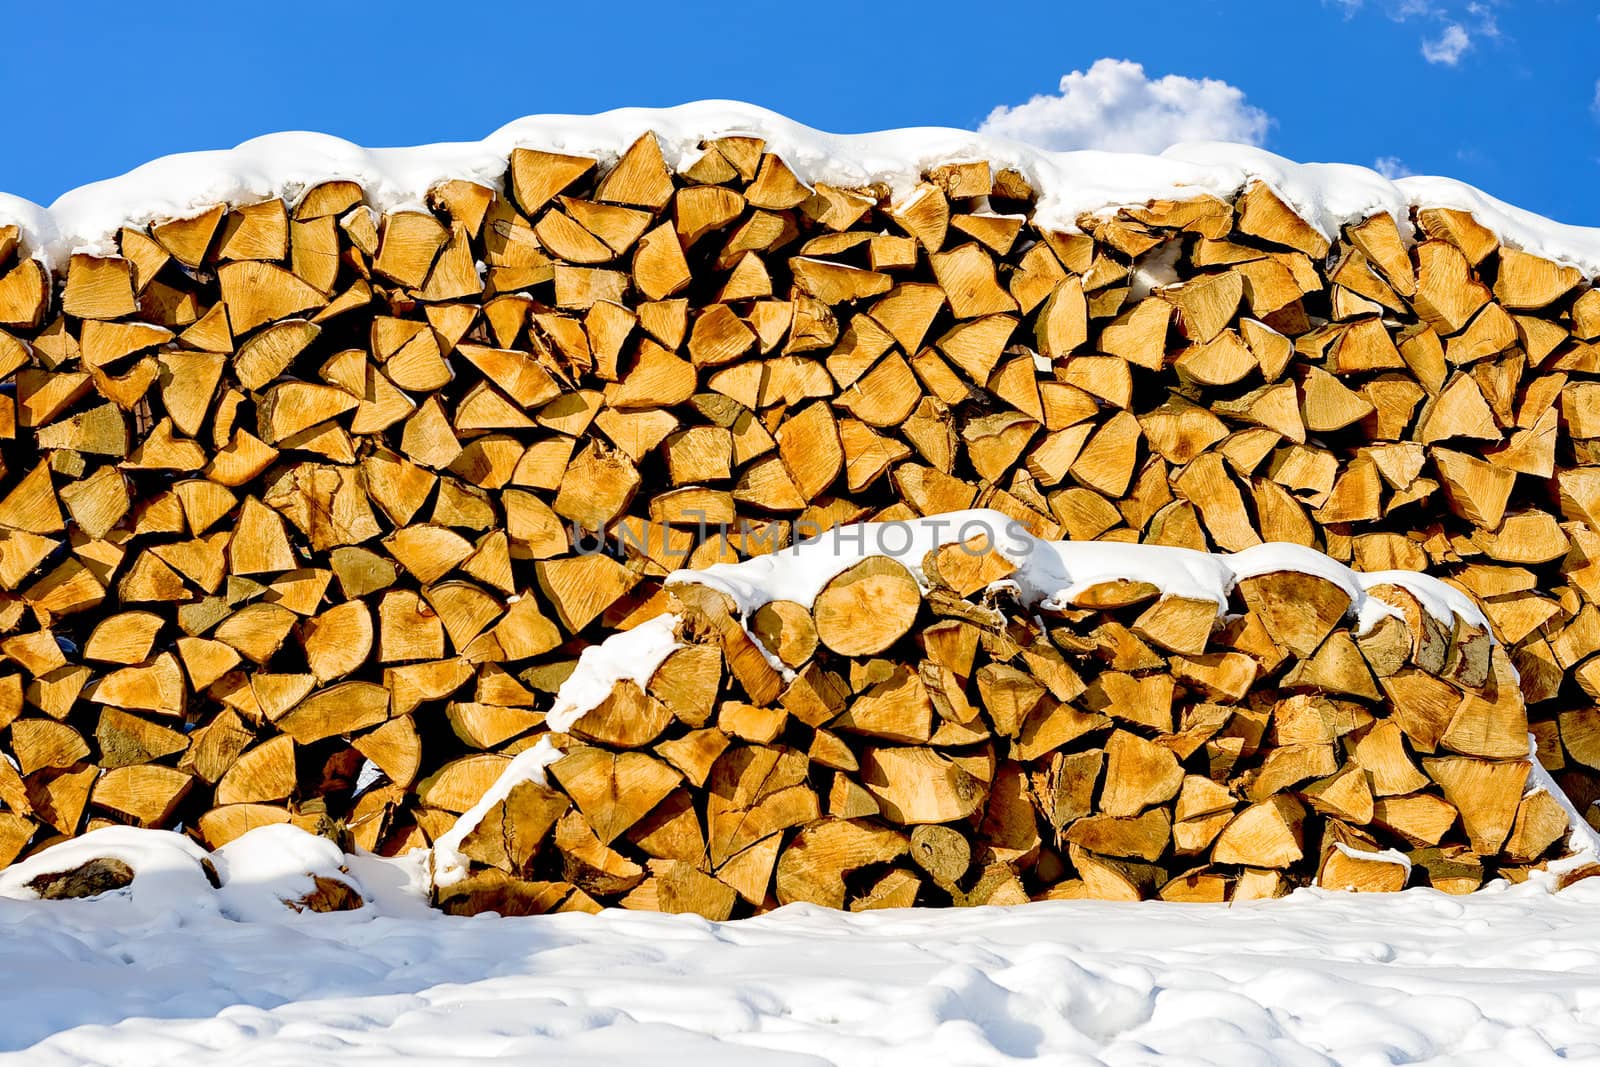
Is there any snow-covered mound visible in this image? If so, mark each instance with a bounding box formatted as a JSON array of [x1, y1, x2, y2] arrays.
[[0, 823, 430, 921]]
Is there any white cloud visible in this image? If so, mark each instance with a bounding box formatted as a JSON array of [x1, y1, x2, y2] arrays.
[[1422, 23, 1472, 64], [1465, 2, 1500, 38], [1338, 0, 1503, 64], [977, 59, 1270, 154], [1331, 0, 1442, 19], [1373, 156, 1414, 179], [1593, 78, 1600, 117], [1393, 0, 1439, 19]]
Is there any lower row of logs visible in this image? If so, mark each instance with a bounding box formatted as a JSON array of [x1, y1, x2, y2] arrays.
[[434, 551, 1578, 918]]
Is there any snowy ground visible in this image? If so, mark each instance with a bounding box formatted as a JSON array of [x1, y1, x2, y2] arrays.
[[2, 831, 1599, 1066]]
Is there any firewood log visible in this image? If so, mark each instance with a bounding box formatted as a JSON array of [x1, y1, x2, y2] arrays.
[[812, 557, 921, 657], [775, 817, 907, 908]]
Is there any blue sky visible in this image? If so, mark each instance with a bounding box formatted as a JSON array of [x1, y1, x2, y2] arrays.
[[6, 0, 1596, 225]]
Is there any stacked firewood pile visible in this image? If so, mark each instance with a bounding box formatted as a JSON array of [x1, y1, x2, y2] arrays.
[[0, 127, 1594, 896], [435, 543, 1568, 915]]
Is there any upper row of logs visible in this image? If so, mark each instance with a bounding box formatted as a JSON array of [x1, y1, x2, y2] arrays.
[[0, 129, 1596, 871]]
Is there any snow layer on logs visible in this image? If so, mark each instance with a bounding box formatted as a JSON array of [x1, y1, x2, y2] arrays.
[[3, 101, 1600, 274], [543, 613, 684, 735], [430, 736, 564, 888], [668, 509, 1490, 635], [512, 512, 1502, 846]]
